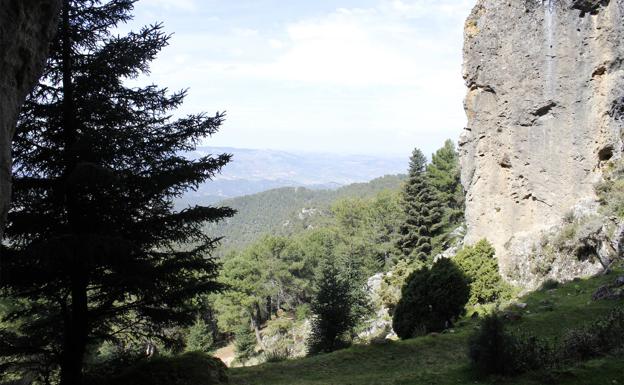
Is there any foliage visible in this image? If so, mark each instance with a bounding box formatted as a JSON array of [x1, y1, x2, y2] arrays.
[[596, 159, 624, 219], [184, 317, 214, 354], [427, 140, 465, 254], [470, 306, 624, 378], [468, 313, 510, 375], [295, 304, 311, 321], [264, 347, 292, 363], [93, 352, 228, 385], [307, 262, 359, 354], [454, 240, 512, 306], [1, 1, 233, 383], [213, 232, 329, 335], [539, 279, 560, 291], [468, 314, 551, 376], [378, 259, 420, 312], [213, 189, 398, 339], [234, 323, 258, 364], [392, 258, 469, 339], [396, 148, 442, 262], [229, 266, 624, 385], [332, 190, 404, 272], [559, 306, 624, 363], [207, 175, 406, 252]]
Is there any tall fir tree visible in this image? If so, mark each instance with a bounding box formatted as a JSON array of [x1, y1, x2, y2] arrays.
[[307, 261, 358, 354], [396, 148, 441, 262], [0, 1, 234, 384], [426, 139, 464, 254]]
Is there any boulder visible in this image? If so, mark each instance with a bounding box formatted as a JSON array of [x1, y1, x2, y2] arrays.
[[591, 285, 621, 301], [0, 0, 61, 238]]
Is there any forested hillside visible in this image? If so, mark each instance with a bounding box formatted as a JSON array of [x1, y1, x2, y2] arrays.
[[206, 174, 406, 251]]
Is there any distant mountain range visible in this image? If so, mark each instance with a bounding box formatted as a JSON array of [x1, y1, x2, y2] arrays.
[[178, 147, 408, 205]]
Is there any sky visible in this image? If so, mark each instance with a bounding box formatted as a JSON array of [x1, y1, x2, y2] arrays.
[[125, 0, 474, 158]]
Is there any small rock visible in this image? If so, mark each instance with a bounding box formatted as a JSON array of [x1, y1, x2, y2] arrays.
[[503, 311, 522, 321], [513, 302, 528, 309], [614, 276, 624, 287], [370, 336, 390, 345], [592, 285, 618, 301]]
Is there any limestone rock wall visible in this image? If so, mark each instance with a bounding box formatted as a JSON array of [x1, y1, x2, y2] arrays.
[[0, 0, 60, 239], [460, 0, 624, 284]]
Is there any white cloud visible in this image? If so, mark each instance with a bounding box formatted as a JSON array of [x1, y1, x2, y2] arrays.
[[127, 0, 474, 156], [174, 0, 471, 89]]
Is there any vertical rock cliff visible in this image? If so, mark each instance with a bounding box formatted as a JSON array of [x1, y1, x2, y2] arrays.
[[0, 0, 60, 239], [460, 0, 624, 286]]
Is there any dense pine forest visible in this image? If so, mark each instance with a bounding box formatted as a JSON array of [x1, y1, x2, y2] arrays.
[[204, 174, 406, 252]]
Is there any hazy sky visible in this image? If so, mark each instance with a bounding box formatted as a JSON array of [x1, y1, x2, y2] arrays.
[[125, 0, 474, 157]]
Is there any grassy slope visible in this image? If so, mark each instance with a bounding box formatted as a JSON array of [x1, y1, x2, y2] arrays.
[[230, 268, 624, 385]]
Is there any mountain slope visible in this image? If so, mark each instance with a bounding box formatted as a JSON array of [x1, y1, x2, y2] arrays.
[[206, 174, 405, 251]]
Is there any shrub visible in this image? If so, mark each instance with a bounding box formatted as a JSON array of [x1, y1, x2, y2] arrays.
[[185, 317, 214, 353], [378, 259, 419, 312], [539, 278, 560, 291], [392, 258, 469, 339], [468, 313, 511, 375], [263, 345, 292, 363], [295, 304, 311, 321], [596, 159, 624, 219], [469, 314, 552, 376], [470, 307, 624, 378], [454, 240, 512, 306], [560, 306, 624, 363], [105, 352, 228, 385]]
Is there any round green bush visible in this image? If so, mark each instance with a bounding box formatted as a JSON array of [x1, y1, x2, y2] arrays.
[[392, 258, 469, 339], [454, 239, 511, 305]]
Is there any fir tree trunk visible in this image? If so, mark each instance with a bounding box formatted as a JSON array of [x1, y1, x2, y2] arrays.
[[59, 2, 88, 383], [60, 276, 88, 385]]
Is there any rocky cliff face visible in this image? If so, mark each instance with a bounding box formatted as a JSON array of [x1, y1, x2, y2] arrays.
[[0, 0, 60, 238], [460, 0, 624, 286]]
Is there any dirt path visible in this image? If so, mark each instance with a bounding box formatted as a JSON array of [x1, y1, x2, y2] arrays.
[[213, 343, 236, 367]]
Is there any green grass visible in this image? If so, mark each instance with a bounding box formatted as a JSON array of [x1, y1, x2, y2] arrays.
[[230, 268, 624, 385]]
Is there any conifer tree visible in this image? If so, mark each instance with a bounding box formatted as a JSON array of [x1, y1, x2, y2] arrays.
[[427, 139, 464, 254], [396, 148, 441, 262], [0, 1, 233, 384], [307, 261, 358, 354]]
